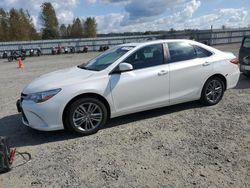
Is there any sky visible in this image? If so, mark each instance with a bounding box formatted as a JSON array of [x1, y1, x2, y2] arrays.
[[0, 0, 249, 33]]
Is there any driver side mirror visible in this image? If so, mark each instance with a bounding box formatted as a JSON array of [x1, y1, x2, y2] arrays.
[[118, 62, 133, 73], [110, 62, 133, 75]]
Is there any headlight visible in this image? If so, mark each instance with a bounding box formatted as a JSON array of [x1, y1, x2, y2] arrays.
[[24, 89, 61, 103]]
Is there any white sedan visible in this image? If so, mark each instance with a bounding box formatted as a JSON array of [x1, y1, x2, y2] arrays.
[[17, 40, 240, 135]]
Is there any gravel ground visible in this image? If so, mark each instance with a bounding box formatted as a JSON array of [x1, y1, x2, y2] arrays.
[[0, 43, 249, 188]]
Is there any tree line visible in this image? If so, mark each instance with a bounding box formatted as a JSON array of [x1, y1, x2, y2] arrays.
[[0, 2, 97, 42]]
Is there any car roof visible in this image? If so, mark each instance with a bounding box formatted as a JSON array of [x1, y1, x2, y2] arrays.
[[118, 39, 220, 54], [120, 39, 197, 47]]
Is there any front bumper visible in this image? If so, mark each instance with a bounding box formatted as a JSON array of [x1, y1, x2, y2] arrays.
[[16, 99, 64, 131], [16, 99, 29, 124]]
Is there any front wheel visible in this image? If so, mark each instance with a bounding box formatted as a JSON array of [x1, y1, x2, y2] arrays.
[[200, 77, 225, 106], [65, 98, 108, 135]]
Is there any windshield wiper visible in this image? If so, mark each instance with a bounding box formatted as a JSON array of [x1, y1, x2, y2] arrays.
[[77, 65, 87, 69], [77, 65, 98, 71]]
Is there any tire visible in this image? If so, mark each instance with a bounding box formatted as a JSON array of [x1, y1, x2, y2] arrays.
[[65, 97, 108, 135], [200, 76, 225, 106]]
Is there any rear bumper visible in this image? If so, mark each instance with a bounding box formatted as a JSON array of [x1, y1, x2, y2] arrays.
[[240, 65, 250, 75], [226, 67, 240, 89]]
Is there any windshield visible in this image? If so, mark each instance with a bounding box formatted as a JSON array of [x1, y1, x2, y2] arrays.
[[78, 46, 134, 71]]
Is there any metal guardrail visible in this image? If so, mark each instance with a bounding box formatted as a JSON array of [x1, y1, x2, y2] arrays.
[[0, 35, 160, 54], [0, 28, 250, 55], [161, 28, 250, 45]]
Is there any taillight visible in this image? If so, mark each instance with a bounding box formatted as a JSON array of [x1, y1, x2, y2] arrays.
[[230, 58, 239, 65]]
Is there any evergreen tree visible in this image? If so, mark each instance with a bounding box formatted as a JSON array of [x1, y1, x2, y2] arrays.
[[66, 24, 72, 38], [0, 8, 39, 41], [0, 8, 9, 42], [59, 24, 67, 38], [40, 2, 59, 39], [8, 8, 21, 40], [0, 3, 99, 41], [7, 8, 39, 41], [19, 9, 39, 40], [84, 17, 97, 38], [70, 18, 84, 38]]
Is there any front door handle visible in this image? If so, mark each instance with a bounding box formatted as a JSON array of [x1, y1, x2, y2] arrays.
[[203, 62, 211, 66], [158, 70, 168, 76]]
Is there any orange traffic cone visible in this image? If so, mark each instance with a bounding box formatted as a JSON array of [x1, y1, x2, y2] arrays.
[[18, 58, 24, 69]]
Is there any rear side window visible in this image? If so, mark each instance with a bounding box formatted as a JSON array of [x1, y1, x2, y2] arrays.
[[168, 42, 196, 63], [193, 45, 213, 58], [243, 37, 250, 48]]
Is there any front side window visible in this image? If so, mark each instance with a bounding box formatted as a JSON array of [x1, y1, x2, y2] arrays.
[[78, 46, 134, 71], [168, 42, 196, 63], [243, 37, 250, 48], [124, 44, 164, 70]]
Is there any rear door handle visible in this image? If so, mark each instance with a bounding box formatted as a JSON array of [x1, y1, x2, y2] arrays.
[[203, 62, 211, 66], [158, 70, 168, 76]]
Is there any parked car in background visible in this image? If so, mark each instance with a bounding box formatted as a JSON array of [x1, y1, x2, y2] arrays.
[[17, 40, 240, 135], [239, 36, 250, 77]]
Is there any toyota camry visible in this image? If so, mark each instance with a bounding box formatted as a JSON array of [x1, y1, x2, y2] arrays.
[[17, 40, 240, 135]]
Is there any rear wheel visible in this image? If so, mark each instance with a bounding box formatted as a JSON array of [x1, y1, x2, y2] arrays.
[[65, 97, 107, 135], [200, 77, 225, 106]]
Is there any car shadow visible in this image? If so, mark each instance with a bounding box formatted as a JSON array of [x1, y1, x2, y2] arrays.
[[0, 101, 202, 148], [106, 101, 202, 129], [0, 114, 81, 148], [234, 74, 250, 89]]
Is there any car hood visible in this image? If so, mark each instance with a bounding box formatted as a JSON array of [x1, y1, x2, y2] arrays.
[[23, 67, 94, 94]]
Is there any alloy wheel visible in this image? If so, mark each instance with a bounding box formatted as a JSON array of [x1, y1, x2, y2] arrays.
[[72, 102, 103, 132], [205, 80, 223, 104]]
